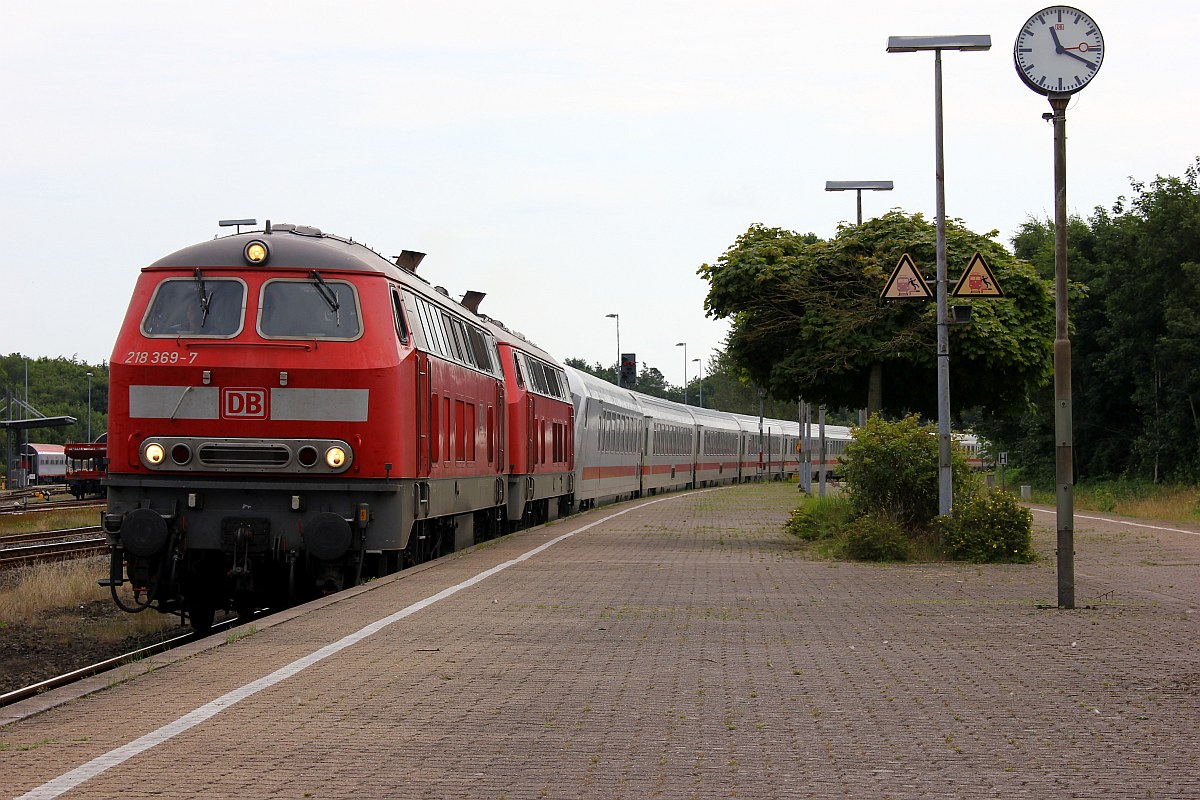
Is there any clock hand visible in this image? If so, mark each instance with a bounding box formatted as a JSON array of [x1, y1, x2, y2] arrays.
[[1060, 47, 1097, 68], [1048, 25, 1065, 53]]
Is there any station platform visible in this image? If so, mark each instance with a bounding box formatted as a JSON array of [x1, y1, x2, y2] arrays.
[[3, 482, 1198, 799]]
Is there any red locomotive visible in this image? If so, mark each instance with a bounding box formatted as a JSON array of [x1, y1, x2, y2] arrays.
[[103, 223, 517, 628]]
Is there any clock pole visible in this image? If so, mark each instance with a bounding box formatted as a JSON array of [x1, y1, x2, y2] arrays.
[[1049, 93, 1074, 609], [1015, 5, 1104, 609]]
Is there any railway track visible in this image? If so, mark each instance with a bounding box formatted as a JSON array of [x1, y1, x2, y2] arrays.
[[0, 612, 262, 709], [0, 526, 108, 570], [0, 497, 105, 515]]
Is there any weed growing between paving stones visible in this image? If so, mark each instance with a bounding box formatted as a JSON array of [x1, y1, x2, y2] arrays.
[[225, 625, 259, 644]]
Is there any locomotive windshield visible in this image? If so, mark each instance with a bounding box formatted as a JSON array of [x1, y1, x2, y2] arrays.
[[142, 277, 246, 337], [258, 278, 362, 340]]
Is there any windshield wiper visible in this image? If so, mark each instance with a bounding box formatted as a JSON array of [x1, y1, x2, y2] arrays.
[[308, 270, 341, 326], [193, 269, 211, 328]]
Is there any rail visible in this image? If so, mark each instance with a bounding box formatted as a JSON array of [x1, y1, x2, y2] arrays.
[[0, 527, 107, 570]]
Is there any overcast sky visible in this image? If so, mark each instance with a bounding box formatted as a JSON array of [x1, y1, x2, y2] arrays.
[[2, 1, 1195, 388]]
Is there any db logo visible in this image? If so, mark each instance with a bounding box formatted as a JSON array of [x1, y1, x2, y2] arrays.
[[222, 388, 268, 419]]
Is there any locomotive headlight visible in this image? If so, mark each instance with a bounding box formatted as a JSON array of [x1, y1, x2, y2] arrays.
[[144, 442, 166, 466], [244, 240, 269, 265], [325, 446, 347, 469]]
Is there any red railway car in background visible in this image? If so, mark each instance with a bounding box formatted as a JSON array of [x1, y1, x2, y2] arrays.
[[64, 435, 108, 499]]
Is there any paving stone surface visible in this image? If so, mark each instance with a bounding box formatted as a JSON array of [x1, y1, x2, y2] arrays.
[[2, 483, 1198, 799]]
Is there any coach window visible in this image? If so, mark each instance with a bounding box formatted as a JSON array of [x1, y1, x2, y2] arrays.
[[143, 277, 246, 338], [465, 325, 493, 374], [527, 357, 550, 396], [543, 367, 563, 399], [441, 313, 466, 362], [512, 353, 526, 388], [418, 299, 446, 357], [449, 317, 473, 367], [391, 288, 409, 345], [260, 279, 362, 340]]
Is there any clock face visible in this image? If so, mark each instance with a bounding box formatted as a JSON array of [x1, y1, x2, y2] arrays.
[[1014, 5, 1104, 95]]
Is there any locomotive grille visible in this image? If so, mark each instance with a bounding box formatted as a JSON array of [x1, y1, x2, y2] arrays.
[[198, 443, 291, 467]]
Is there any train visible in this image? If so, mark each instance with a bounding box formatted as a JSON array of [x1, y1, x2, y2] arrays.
[[100, 221, 978, 630], [16, 443, 67, 485], [65, 436, 108, 499]]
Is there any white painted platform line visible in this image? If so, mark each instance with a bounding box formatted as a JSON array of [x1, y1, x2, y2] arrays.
[[1030, 508, 1200, 537], [18, 491, 709, 800]]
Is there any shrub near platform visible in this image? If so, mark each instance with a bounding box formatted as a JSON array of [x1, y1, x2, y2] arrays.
[[936, 490, 1034, 563], [842, 414, 979, 530], [842, 511, 911, 561]]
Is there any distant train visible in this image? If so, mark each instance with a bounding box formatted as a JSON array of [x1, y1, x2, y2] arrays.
[[17, 443, 66, 485], [100, 222, 982, 630], [65, 435, 108, 499]]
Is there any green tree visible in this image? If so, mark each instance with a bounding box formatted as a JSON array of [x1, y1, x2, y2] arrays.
[[563, 357, 616, 386], [699, 212, 1055, 419], [1, 354, 108, 481], [1080, 164, 1200, 480], [976, 160, 1200, 483]]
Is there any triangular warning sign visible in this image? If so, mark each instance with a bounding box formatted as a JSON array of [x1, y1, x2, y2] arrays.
[[952, 252, 1004, 297], [881, 253, 932, 300]]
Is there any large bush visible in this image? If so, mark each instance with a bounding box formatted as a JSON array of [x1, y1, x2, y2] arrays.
[[785, 496, 853, 541], [841, 511, 911, 561], [842, 415, 980, 530]]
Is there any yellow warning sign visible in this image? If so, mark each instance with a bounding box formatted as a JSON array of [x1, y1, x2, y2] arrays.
[[952, 252, 1004, 297], [881, 253, 932, 300]]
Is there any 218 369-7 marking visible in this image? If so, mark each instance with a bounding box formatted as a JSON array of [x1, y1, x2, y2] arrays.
[[125, 351, 199, 365]]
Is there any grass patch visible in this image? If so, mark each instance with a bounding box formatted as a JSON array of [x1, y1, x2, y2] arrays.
[[1028, 481, 1200, 522], [225, 625, 258, 644], [0, 557, 177, 641], [0, 507, 102, 536]]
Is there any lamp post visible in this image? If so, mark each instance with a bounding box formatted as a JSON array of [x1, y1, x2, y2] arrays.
[[827, 179, 894, 424], [824, 180, 894, 225], [606, 313, 620, 387], [86, 372, 93, 441], [886, 33, 991, 517], [675, 342, 687, 405], [692, 357, 703, 408]]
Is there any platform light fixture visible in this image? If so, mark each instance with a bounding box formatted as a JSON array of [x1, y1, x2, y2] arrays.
[[675, 342, 688, 405], [606, 314, 621, 387], [887, 33, 991, 517], [824, 181, 894, 225]]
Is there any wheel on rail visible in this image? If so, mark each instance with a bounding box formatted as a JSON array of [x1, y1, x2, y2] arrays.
[[188, 604, 216, 633]]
